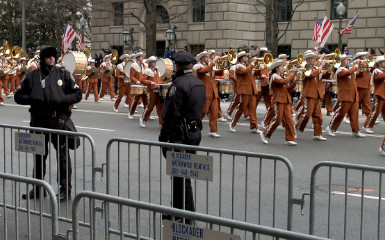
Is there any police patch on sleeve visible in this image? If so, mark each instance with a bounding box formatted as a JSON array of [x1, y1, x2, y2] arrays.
[[168, 86, 176, 96], [57, 79, 63, 86]]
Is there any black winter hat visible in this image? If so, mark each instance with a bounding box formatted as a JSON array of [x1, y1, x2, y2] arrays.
[[39, 46, 58, 64]]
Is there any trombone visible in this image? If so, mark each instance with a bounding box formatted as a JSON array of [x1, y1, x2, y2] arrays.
[[213, 50, 237, 71], [249, 53, 273, 70]]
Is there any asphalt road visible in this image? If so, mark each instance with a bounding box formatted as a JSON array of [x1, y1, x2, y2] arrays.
[[1, 94, 385, 239]]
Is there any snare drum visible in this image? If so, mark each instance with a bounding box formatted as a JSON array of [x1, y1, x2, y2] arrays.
[[158, 84, 170, 99], [255, 80, 261, 92], [130, 85, 147, 96], [331, 83, 338, 93], [62, 51, 87, 75], [157, 58, 174, 77], [218, 80, 233, 94]]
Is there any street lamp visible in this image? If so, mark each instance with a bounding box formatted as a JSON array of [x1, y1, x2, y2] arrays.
[[123, 27, 134, 50], [166, 25, 177, 48], [336, 1, 346, 50]]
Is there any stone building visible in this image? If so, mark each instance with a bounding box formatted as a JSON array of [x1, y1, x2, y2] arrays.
[[90, 0, 385, 58]]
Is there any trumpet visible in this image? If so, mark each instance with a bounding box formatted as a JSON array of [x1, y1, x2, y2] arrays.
[[296, 64, 312, 80], [287, 54, 304, 71], [249, 53, 273, 70], [356, 55, 375, 71], [213, 50, 237, 71]]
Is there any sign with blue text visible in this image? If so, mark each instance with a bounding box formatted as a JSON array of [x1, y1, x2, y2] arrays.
[[15, 132, 45, 155], [166, 151, 213, 181]]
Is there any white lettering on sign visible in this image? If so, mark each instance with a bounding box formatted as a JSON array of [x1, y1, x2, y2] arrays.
[[15, 132, 45, 155], [166, 151, 213, 181], [162, 220, 241, 240]]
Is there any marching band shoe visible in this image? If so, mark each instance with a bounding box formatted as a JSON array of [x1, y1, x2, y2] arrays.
[[261, 121, 266, 129], [375, 119, 381, 125], [6, 94, 12, 98], [96, 100, 101, 103], [139, 118, 146, 128], [353, 131, 366, 138], [379, 147, 385, 156], [99, 98, 104, 101], [362, 127, 374, 134], [0, 102, 4, 106], [250, 128, 261, 134], [149, 116, 156, 120], [124, 103, 129, 108], [22, 187, 47, 200], [285, 141, 297, 146], [138, 103, 144, 108], [259, 132, 268, 144], [229, 123, 236, 132], [113, 106, 118, 113], [325, 126, 335, 137], [343, 116, 350, 124], [71, 105, 78, 109], [313, 135, 327, 141], [217, 117, 227, 123], [224, 113, 232, 120], [209, 132, 221, 138], [128, 114, 134, 120], [84, 97, 88, 101]]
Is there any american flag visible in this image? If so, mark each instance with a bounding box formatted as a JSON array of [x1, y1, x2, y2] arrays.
[[62, 24, 76, 51], [312, 17, 323, 43], [317, 16, 334, 48], [77, 25, 83, 51], [340, 13, 359, 36]]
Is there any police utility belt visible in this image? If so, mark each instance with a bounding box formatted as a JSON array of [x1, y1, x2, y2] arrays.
[[29, 109, 69, 118], [183, 119, 202, 131]]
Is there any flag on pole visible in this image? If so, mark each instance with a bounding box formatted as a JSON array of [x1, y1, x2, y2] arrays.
[[340, 13, 359, 36], [312, 17, 323, 43], [77, 25, 83, 51], [62, 24, 76, 51], [317, 16, 334, 48]]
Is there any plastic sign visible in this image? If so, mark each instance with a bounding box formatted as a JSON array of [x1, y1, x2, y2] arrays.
[[15, 132, 45, 155], [166, 151, 213, 181]]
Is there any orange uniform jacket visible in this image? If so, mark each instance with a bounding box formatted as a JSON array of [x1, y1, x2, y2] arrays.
[[193, 62, 218, 99], [236, 63, 258, 95], [270, 73, 295, 104], [116, 68, 128, 86], [302, 67, 323, 99], [372, 68, 385, 99], [254, 68, 269, 87], [86, 67, 98, 83], [229, 65, 237, 93], [100, 62, 114, 83], [130, 62, 146, 85], [355, 70, 371, 89], [142, 68, 165, 90], [335, 65, 359, 102]]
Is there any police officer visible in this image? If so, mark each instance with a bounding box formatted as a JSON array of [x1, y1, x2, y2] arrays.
[[159, 51, 206, 216], [14, 46, 82, 201]]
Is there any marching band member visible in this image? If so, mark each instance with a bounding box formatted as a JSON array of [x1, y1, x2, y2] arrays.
[[260, 60, 298, 145], [84, 59, 100, 103], [229, 51, 259, 133], [0, 53, 5, 105], [295, 50, 327, 141], [224, 64, 239, 120], [99, 54, 117, 101], [325, 54, 366, 138], [3, 56, 13, 98], [29, 55, 40, 70], [128, 52, 147, 119], [362, 56, 385, 134], [74, 73, 87, 94], [16, 57, 28, 90], [255, 47, 272, 113], [8, 57, 18, 94], [353, 52, 373, 120], [113, 54, 131, 112], [193, 51, 221, 138], [140, 56, 166, 127]]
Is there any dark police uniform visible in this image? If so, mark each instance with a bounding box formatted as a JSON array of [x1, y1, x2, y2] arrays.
[[159, 52, 206, 212], [14, 46, 82, 200]]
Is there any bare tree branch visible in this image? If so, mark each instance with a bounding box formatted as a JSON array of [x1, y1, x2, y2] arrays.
[[277, 0, 304, 41]]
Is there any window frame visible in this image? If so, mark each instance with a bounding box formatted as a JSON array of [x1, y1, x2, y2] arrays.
[[113, 2, 124, 26], [192, 0, 205, 23], [276, 0, 292, 23]]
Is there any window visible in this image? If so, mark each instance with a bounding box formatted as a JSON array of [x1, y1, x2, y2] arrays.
[[192, 0, 205, 22], [277, 0, 292, 22], [157, 6, 169, 23], [113, 2, 124, 26], [330, 0, 348, 20], [278, 45, 291, 59], [190, 44, 205, 57], [156, 41, 166, 58]]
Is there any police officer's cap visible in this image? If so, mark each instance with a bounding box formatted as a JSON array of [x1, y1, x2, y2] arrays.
[[173, 52, 194, 65], [40, 46, 58, 59]]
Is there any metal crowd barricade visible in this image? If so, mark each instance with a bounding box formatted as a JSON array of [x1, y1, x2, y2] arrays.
[[0, 123, 98, 228], [105, 138, 297, 238], [0, 172, 59, 239], [309, 161, 385, 240], [72, 191, 329, 240]]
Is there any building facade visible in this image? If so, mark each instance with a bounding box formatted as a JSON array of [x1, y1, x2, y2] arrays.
[[90, 0, 385, 58]]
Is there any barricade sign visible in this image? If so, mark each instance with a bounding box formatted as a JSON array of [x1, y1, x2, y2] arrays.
[[163, 220, 241, 240], [14, 132, 45, 155], [166, 151, 213, 181]]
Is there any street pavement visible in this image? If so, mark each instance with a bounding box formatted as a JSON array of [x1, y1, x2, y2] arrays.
[[1, 94, 385, 239]]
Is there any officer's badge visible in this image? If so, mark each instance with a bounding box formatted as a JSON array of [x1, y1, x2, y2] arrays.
[[58, 80, 63, 86], [169, 86, 176, 96]]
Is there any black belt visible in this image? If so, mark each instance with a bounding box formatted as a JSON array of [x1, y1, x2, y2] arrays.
[[183, 119, 202, 131], [30, 110, 67, 118]]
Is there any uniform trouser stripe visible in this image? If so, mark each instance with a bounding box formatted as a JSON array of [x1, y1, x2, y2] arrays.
[[329, 101, 342, 131]]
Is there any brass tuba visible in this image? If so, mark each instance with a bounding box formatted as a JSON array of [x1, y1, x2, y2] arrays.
[[11, 45, 21, 61], [111, 49, 119, 64], [83, 48, 91, 60], [2, 41, 10, 56], [251, 53, 274, 70]]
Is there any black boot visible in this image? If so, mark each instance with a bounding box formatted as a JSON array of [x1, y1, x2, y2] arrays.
[[22, 187, 47, 199]]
